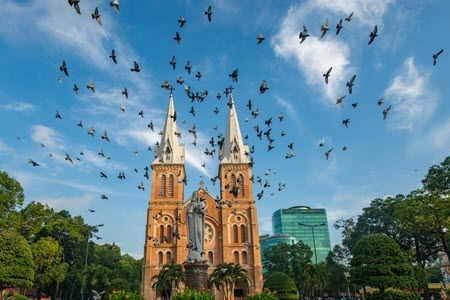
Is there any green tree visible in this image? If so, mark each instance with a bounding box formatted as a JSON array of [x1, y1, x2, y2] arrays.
[[263, 272, 297, 300], [263, 241, 312, 278], [350, 234, 416, 295], [152, 262, 184, 299], [324, 251, 348, 297], [209, 263, 248, 300], [0, 171, 24, 229], [0, 230, 35, 300]]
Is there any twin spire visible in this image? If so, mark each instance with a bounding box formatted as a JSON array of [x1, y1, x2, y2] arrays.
[[153, 91, 249, 166]]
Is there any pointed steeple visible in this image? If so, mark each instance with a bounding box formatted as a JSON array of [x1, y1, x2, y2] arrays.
[[153, 93, 185, 165], [220, 92, 249, 164]]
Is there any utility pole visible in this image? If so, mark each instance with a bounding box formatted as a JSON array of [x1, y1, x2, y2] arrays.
[[298, 222, 326, 264]]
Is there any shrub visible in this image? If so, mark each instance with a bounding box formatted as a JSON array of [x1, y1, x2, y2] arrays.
[[171, 289, 214, 300], [247, 290, 279, 300], [264, 272, 298, 300], [366, 290, 420, 300], [6, 294, 29, 300], [108, 290, 143, 300]]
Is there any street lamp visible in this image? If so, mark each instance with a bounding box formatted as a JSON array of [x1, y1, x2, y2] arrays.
[[298, 222, 326, 264], [80, 223, 104, 300]]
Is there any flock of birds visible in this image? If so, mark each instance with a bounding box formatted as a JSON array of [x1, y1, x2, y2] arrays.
[[23, 2, 445, 226]]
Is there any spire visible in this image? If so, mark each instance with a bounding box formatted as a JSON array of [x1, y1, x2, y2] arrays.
[[153, 93, 185, 165], [220, 92, 249, 164]]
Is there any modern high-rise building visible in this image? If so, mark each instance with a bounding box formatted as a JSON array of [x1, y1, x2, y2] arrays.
[[272, 206, 332, 263]]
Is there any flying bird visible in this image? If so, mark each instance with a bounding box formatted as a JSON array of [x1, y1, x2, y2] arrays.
[[73, 84, 79, 95], [178, 16, 186, 27], [65, 153, 73, 164], [432, 49, 444, 66], [170, 56, 177, 70], [101, 195, 108, 200], [195, 71, 202, 81], [320, 19, 329, 38], [100, 172, 108, 179], [342, 118, 350, 128], [174, 32, 181, 44], [345, 12, 353, 22], [351, 102, 358, 109], [229, 69, 239, 83], [377, 97, 384, 106], [368, 25, 378, 45], [256, 33, 265, 44], [130, 61, 141, 72], [382, 105, 392, 120], [91, 7, 101, 25], [325, 148, 333, 160], [55, 110, 62, 119], [122, 87, 128, 99], [346, 74, 356, 94], [259, 80, 269, 94], [205, 5, 212, 22], [59, 60, 69, 76], [68, 0, 81, 15], [299, 26, 310, 44], [28, 159, 40, 167], [323, 67, 332, 84], [336, 95, 345, 106], [336, 19, 343, 35], [109, 49, 117, 64], [86, 80, 95, 93], [110, 0, 120, 12], [101, 130, 110, 142], [185, 61, 192, 74]]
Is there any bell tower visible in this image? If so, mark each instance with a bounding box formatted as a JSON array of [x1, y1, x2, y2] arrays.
[[142, 93, 186, 300], [218, 92, 263, 295]]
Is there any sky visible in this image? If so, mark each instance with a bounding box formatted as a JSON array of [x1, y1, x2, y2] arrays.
[[0, 0, 449, 258]]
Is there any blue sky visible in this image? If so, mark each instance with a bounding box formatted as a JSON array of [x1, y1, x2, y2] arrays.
[[0, 0, 449, 258]]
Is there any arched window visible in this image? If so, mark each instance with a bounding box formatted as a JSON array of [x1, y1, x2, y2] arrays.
[[208, 251, 214, 264], [166, 252, 172, 264], [242, 251, 248, 265], [167, 225, 172, 244], [238, 174, 244, 197], [159, 225, 165, 243], [168, 174, 174, 197], [240, 224, 247, 242], [160, 174, 166, 197], [231, 173, 236, 188], [165, 146, 171, 161], [233, 251, 239, 264], [158, 252, 163, 266], [233, 224, 239, 243]]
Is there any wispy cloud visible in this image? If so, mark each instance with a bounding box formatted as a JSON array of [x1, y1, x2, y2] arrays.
[[31, 125, 65, 150], [0, 102, 35, 112], [36, 193, 96, 212], [274, 95, 301, 127], [0, 139, 13, 153], [384, 57, 436, 130]]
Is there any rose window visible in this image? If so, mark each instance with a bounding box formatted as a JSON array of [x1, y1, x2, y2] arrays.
[[204, 223, 214, 244]]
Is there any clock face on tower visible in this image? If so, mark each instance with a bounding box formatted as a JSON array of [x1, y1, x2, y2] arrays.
[[204, 223, 214, 244]]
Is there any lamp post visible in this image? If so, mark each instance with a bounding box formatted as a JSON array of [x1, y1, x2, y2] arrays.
[[80, 223, 104, 300], [298, 222, 326, 264]]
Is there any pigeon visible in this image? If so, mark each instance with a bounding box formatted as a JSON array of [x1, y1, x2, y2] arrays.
[[28, 159, 40, 167], [55, 110, 62, 119], [320, 19, 329, 38], [88, 126, 96, 137], [256, 33, 265, 44], [189, 106, 195, 117], [130, 61, 141, 72], [65, 153, 73, 164], [345, 12, 353, 23], [336, 95, 345, 106], [229, 69, 239, 83], [122, 87, 128, 99], [148, 121, 154, 131], [376, 97, 384, 106], [68, 0, 81, 15], [88, 209, 95, 213], [59, 60, 69, 76], [246, 99, 252, 111], [368, 25, 378, 45], [77, 120, 83, 127], [139, 110, 144, 118], [382, 105, 392, 120], [259, 80, 269, 94], [98, 149, 104, 157], [101, 195, 108, 200], [195, 71, 202, 81], [178, 16, 186, 27], [323, 67, 332, 84], [174, 32, 181, 44], [109, 49, 117, 64], [325, 148, 333, 160], [278, 112, 284, 122], [213, 107, 219, 115], [185, 61, 192, 74], [342, 118, 350, 128], [110, 0, 120, 12], [299, 26, 310, 44], [100, 172, 108, 179], [138, 181, 145, 191], [57, 76, 63, 83], [176, 76, 184, 85], [86, 80, 95, 93], [432, 49, 444, 66], [170, 56, 177, 70], [351, 102, 358, 109], [205, 5, 212, 22], [91, 7, 101, 25], [342, 146, 348, 151], [346, 74, 356, 94], [336, 19, 343, 35], [101, 130, 110, 142], [161, 80, 171, 90], [73, 84, 79, 95]]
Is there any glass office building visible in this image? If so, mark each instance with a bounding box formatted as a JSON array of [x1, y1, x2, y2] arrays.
[[260, 234, 298, 254], [272, 206, 332, 263]]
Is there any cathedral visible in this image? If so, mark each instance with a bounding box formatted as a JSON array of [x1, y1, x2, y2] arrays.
[[141, 92, 263, 300]]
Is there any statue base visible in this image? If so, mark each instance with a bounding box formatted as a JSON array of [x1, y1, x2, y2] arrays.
[[183, 261, 209, 291]]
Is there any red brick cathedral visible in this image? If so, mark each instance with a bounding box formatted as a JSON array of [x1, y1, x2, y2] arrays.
[[141, 93, 263, 299]]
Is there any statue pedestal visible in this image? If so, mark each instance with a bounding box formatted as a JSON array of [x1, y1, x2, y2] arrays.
[[183, 261, 209, 291]]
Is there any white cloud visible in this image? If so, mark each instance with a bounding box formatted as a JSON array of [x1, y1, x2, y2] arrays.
[[0, 102, 35, 112], [31, 125, 65, 150], [0, 139, 12, 153], [385, 57, 436, 130], [274, 95, 301, 127], [36, 193, 96, 212]]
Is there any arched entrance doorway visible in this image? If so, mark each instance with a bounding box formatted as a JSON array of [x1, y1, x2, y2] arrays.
[[234, 278, 249, 300]]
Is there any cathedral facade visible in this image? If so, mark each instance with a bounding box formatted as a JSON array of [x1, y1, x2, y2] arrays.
[[141, 93, 263, 300]]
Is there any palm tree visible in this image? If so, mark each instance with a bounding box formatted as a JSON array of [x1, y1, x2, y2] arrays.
[[209, 263, 248, 300], [152, 262, 184, 299]]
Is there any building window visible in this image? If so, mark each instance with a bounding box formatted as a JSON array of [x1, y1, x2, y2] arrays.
[[242, 251, 248, 265], [240, 225, 247, 242], [158, 252, 163, 266], [233, 251, 239, 264], [166, 252, 172, 264], [160, 174, 166, 197], [165, 147, 171, 161], [231, 173, 236, 188], [238, 174, 244, 196], [159, 225, 165, 243], [168, 174, 174, 197], [233, 224, 239, 243], [208, 251, 214, 264], [167, 225, 172, 244]]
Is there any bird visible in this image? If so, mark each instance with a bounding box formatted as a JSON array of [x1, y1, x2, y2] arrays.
[[55, 110, 62, 119], [336, 19, 343, 35], [109, 49, 117, 64], [342, 118, 350, 128], [122, 87, 128, 99], [98, 149, 105, 157], [346, 74, 356, 94], [323, 67, 332, 84], [59, 60, 69, 76], [110, 0, 120, 12], [176, 76, 184, 85], [320, 19, 329, 38], [336, 95, 345, 106], [91, 7, 101, 25], [101, 130, 110, 142], [299, 26, 310, 44], [259, 80, 269, 94], [382, 105, 392, 120], [204, 5, 212, 22], [138, 181, 145, 191], [170, 56, 176, 70], [100, 172, 108, 179], [368, 25, 378, 45], [77, 120, 83, 127], [139, 110, 144, 118], [229, 69, 239, 83], [342, 146, 348, 151], [130, 61, 141, 72], [377, 97, 384, 106], [68, 0, 81, 15], [88, 209, 95, 213], [28, 159, 40, 167], [86, 80, 95, 93], [432, 49, 444, 66], [325, 148, 333, 160], [189, 106, 195, 117], [101, 194, 108, 200], [256, 33, 265, 44], [174, 32, 181, 44], [278, 112, 284, 122], [88, 126, 96, 137], [345, 12, 353, 22], [351, 102, 358, 109], [178, 16, 186, 27], [65, 153, 73, 164], [73, 84, 79, 95], [319, 141, 324, 147], [195, 71, 202, 81], [170, 111, 177, 122], [161, 80, 171, 90], [185, 61, 192, 74]]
